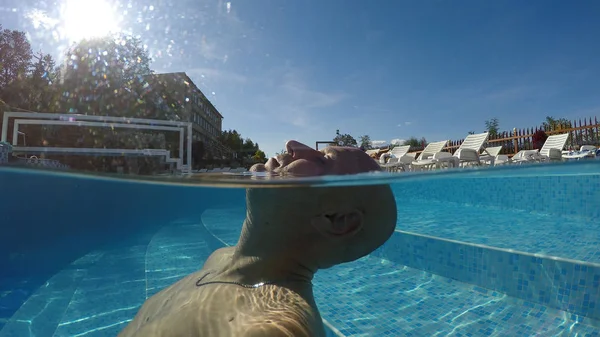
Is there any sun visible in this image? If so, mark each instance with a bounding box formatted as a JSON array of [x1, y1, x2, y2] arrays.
[[59, 0, 121, 43]]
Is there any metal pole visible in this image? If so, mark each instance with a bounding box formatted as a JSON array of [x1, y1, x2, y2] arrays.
[[12, 123, 18, 145], [4, 112, 194, 172], [179, 127, 184, 172], [187, 124, 192, 174], [15, 119, 181, 132], [4, 111, 192, 127], [1, 112, 8, 142]]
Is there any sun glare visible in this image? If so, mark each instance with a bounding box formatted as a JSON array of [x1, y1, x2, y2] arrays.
[[59, 0, 121, 43]]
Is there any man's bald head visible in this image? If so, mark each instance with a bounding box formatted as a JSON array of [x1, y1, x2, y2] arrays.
[[250, 140, 381, 176], [244, 140, 396, 270]]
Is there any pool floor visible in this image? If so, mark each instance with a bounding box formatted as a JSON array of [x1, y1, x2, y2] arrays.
[[316, 256, 600, 336], [1, 208, 599, 337], [0, 222, 214, 337]]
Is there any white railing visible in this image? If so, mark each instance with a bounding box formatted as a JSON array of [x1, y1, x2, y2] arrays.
[[1, 112, 193, 174]]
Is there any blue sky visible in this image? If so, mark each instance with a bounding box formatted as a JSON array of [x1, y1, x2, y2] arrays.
[[3, 0, 600, 156]]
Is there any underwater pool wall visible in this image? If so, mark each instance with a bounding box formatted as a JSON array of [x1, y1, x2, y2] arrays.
[[379, 171, 600, 321], [0, 169, 244, 282], [393, 171, 600, 220], [372, 231, 600, 321]]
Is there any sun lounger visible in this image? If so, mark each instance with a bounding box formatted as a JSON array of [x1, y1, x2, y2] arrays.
[[479, 145, 503, 166], [562, 145, 597, 160], [430, 132, 489, 168], [511, 133, 569, 164], [365, 149, 379, 157], [409, 140, 450, 171], [380, 157, 400, 171], [380, 145, 411, 171]]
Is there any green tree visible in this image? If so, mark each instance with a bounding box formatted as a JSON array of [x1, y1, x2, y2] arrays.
[[0, 25, 32, 89], [542, 116, 572, 131], [359, 135, 372, 149], [4, 51, 62, 112], [218, 129, 263, 162], [50, 33, 156, 163], [0, 27, 60, 111], [333, 131, 357, 147], [252, 149, 266, 162], [0, 27, 62, 147], [60, 33, 152, 116], [242, 138, 259, 155], [484, 118, 499, 137], [29, 52, 61, 109], [403, 137, 427, 148], [219, 130, 244, 152]]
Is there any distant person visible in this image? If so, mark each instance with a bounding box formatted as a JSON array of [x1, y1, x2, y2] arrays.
[[119, 140, 397, 337]]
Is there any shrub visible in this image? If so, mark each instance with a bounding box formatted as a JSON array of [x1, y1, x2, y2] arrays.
[[532, 130, 548, 150]]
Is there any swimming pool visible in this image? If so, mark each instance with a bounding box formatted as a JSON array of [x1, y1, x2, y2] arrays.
[[1, 161, 599, 336]]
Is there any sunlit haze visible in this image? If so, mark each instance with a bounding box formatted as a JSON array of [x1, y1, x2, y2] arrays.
[[4, 0, 600, 156]]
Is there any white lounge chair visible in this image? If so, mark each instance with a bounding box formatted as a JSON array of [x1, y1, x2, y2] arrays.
[[390, 145, 410, 158], [539, 133, 570, 161], [381, 145, 411, 171], [409, 140, 449, 171], [494, 148, 513, 165], [508, 149, 539, 164], [380, 157, 400, 171], [365, 149, 379, 157], [562, 145, 597, 160], [581, 145, 596, 152], [479, 145, 503, 166], [512, 133, 569, 164], [434, 132, 489, 168]]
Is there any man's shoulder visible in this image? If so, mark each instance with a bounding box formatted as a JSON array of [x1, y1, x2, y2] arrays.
[[239, 285, 326, 337], [202, 247, 235, 269], [241, 318, 325, 337], [119, 284, 325, 337]]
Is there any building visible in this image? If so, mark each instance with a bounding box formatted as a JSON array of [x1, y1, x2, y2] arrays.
[[144, 72, 231, 159]]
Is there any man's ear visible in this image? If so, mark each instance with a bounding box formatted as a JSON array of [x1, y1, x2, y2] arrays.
[[311, 210, 364, 239]]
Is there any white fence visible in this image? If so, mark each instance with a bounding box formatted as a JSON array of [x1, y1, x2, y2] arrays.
[[1, 112, 193, 174]]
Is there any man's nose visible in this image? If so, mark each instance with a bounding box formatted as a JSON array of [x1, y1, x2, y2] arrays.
[[286, 140, 323, 160]]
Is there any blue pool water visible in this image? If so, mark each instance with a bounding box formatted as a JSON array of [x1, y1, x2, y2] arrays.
[[1, 162, 599, 336]]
